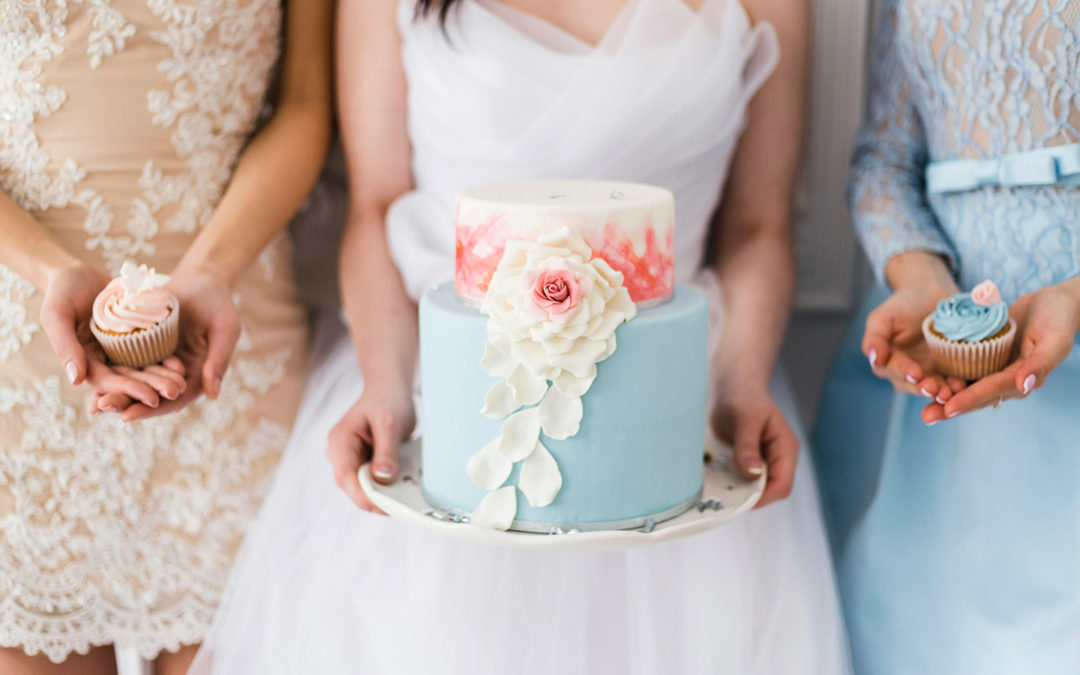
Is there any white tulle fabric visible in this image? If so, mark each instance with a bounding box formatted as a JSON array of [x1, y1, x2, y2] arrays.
[[191, 1, 851, 673]]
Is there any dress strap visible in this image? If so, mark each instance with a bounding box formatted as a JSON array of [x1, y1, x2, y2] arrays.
[[926, 142, 1080, 194]]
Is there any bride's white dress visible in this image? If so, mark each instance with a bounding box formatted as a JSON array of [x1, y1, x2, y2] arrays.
[[192, 1, 851, 673]]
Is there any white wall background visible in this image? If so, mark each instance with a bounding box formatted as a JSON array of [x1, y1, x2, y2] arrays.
[[781, 0, 874, 426]]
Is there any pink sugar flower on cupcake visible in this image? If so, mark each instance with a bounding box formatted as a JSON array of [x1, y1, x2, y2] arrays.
[[90, 261, 180, 368]]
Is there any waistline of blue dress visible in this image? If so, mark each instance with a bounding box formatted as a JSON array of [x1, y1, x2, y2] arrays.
[[926, 142, 1080, 194]]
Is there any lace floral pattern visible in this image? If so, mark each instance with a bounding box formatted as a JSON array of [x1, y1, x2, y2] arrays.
[[850, 0, 1080, 299], [0, 0, 298, 663]]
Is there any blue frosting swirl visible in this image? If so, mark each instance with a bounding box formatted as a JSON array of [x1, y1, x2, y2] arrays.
[[931, 293, 1008, 342]]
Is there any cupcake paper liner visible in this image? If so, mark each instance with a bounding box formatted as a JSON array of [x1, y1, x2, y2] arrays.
[[91, 299, 180, 368], [921, 314, 1016, 381]]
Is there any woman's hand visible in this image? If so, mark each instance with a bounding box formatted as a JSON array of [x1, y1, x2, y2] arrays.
[[922, 280, 1080, 422], [863, 275, 965, 405], [40, 262, 176, 408], [326, 386, 416, 513], [94, 267, 241, 421], [711, 377, 799, 508]]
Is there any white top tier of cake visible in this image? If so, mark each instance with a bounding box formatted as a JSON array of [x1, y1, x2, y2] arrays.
[[455, 180, 676, 306]]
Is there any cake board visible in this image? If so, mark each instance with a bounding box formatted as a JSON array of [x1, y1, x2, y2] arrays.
[[359, 433, 765, 553]]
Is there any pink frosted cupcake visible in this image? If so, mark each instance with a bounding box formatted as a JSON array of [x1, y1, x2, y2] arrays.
[[921, 279, 1016, 380], [91, 261, 180, 368]]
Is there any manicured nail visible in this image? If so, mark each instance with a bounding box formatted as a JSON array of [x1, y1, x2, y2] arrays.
[[947, 409, 960, 418], [745, 462, 764, 477], [65, 361, 78, 385], [935, 395, 946, 405], [1023, 374, 1036, 394], [927, 419, 939, 426], [104, 406, 119, 413], [906, 374, 918, 384], [868, 349, 877, 367], [372, 465, 394, 481], [920, 387, 933, 399]]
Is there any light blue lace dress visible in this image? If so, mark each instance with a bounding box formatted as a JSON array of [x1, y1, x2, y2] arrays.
[[814, 1, 1080, 673]]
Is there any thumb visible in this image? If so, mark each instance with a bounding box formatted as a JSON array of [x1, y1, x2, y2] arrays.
[[862, 307, 894, 369], [201, 314, 240, 399], [732, 410, 765, 479], [1014, 340, 1062, 395], [40, 304, 87, 385], [369, 416, 404, 484]]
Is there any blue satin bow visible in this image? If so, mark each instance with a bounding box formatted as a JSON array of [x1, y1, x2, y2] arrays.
[[926, 142, 1080, 194]]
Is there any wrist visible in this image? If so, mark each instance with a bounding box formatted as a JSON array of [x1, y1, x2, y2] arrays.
[[885, 250, 958, 297], [712, 362, 772, 400], [172, 257, 236, 290]]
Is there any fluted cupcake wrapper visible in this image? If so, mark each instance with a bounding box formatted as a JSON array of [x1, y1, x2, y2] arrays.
[[91, 300, 180, 368], [921, 315, 1016, 381]]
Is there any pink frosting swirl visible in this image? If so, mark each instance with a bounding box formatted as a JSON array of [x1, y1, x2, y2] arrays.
[[92, 268, 175, 333], [528, 267, 585, 321]]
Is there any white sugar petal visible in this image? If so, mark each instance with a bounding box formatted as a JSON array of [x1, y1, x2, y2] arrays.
[[498, 406, 541, 461], [481, 380, 519, 419], [506, 363, 547, 407], [538, 386, 583, 440], [466, 439, 512, 490], [592, 309, 626, 341], [471, 486, 517, 530], [611, 287, 636, 319], [519, 441, 562, 507], [511, 338, 552, 377], [549, 339, 608, 377], [553, 366, 596, 397], [598, 334, 618, 363], [480, 336, 514, 377]]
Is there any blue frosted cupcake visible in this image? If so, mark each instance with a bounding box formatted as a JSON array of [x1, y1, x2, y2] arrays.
[[921, 280, 1016, 380]]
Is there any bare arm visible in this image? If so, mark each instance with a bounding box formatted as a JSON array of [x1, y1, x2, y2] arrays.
[[176, 0, 334, 286], [115, 0, 334, 419], [709, 0, 808, 506], [326, 0, 418, 512]]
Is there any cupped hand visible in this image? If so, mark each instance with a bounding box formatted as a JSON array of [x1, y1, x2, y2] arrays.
[[711, 381, 799, 508], [40, 262, 176, 409], [98, 268, 241, 422], [326, 386, 417, 513], [862, 282, 966, 405], [921, 283, 1080, 423]]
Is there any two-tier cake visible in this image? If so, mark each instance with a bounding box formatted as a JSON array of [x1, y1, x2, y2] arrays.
[[419, 180, 707, 532]]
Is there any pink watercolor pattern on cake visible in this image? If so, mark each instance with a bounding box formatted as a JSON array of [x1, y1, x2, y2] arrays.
[[586, 221, 674, 303], [456, 212, 508, 299], [457, 217, 675, 304]]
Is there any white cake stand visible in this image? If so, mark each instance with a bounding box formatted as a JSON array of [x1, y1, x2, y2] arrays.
[[358, 433, 765, 553]]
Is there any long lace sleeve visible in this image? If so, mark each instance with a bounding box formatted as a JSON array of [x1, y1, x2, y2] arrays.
[[847, 0, 957, 285]]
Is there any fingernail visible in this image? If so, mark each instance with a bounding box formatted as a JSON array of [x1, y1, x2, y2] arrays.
[[65, 361, 78, 385], [1023, 374, 1036, 394], [927, 419, 939, 426], [935, 395, 946, 405], [372, 465, 394, 480], [947, 410, 960, 418], [906, 374, 918, 384], [868, 349, 877, 368], [920, 387, 933, 399], [104, 406, 119, 413], [745, 463, 764, 477]]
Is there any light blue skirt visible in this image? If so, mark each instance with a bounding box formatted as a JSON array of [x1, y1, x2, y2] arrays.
[[814, 285, 1080, 674]]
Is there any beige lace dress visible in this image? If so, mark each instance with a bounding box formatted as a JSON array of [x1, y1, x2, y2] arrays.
[[0, 0, 307, 662]]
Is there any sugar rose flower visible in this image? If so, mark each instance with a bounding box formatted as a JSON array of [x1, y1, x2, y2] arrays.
[[480, 228, 636, 383], [971, 279, 1003, 307]]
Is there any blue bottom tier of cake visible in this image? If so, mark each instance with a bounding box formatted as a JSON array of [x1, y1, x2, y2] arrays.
[[419, 283, 707, 532]]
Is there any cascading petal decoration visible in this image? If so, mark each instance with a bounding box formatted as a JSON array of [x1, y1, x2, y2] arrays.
[[466, 228, 636, 530]]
